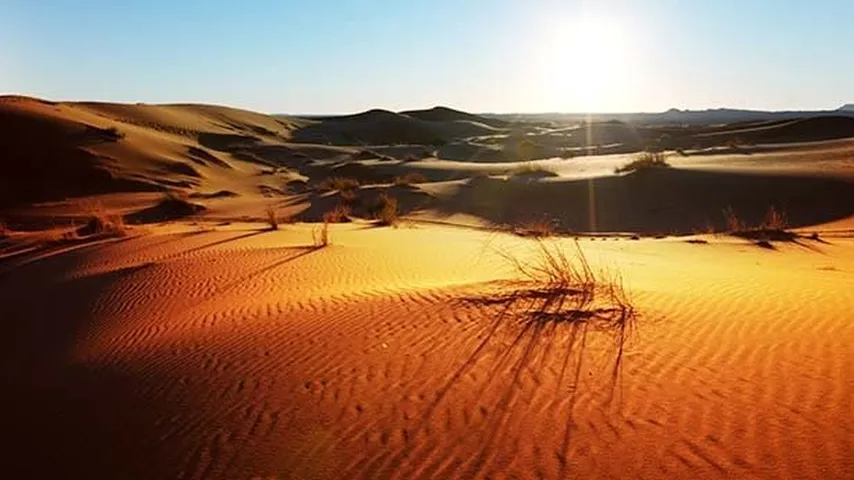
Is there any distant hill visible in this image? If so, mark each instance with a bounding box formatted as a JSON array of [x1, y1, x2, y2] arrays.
[[289, 107, 505, 146], [839, 104, 854, 112], [400, 106, 509, 128]]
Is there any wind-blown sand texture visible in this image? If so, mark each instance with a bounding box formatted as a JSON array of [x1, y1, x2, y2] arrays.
[[2, 223, 853, 479]]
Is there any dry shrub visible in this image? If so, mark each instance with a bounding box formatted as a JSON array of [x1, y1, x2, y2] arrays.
[[615, 151, 671, 174], [77, 201, 128, 237], [761, 205, 788, 230], [318, 177, 360, 192], [374, 193, 399, 226], [491, 239, 635, 327], [513, 218, 555, 238], [312, 221, 330, 248], [508, 162, 559, 178], [265, 206, 279, 231], [724, 205, 796, 243], [429, 240, 638, 453], [0, 221, 9, 239], [393, 172, 429, 185], [323, 204, 351, 223], [722, 206, 744, 232], [339, 188, 358, 203]]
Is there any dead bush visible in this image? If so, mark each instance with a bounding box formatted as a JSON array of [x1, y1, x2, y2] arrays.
[[615, 151, 671, 174]]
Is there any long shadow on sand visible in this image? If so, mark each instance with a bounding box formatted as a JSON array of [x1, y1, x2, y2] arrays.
[[0, 232, 325, 478], [382, 241, 639, 478]]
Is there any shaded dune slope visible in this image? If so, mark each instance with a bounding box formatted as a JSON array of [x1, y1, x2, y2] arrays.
[[0, 96, 304, 208], [293, 108, 503, 146], [436, 169, 854, 233]]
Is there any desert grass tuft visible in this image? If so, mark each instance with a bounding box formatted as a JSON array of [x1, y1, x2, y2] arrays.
[[761, 205, 788, 231], [513, 218, 556, 238], [507, 162, 559, 178], [615, 151, 671, 174], [318, 177, 360, 193], [323, 204, 351, 223], [373, 193, 400, 226], [725, 205, 796, 243], [77, 201, 128, 237], [435, 238, 638, 447], [265, 206, 279, 231], [312, 221, 331, 248], [475, 238, 636, 329]]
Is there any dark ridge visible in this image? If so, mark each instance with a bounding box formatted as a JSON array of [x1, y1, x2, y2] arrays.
[[400, 106, 509, 128]]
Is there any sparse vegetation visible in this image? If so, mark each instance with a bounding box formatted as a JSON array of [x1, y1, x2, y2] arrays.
[[0, 221, 9, 239], [312, 221, 331, 247], [373, 193, 400, 226], [761, 205, 788, 231], [615, 151, 671, 174], [723, 205, 796, 243], [104, 126, 125, 140], [77, 202, 128, 237], [513, 218, 556, 237], [318, 177, 360, 193], [507, 162, 559, 178], [323, 204, 351, 223], [265, 206, 279, 230], [469, 237, 636, 338], [393, 172, 429, 185], [722, 206, 744, 232], [339, 188, 358, 203]]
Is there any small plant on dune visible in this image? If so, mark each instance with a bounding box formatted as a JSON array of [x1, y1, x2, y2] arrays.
[[428, 239, 638, 456], [103, 126, 125, 141], [393, 172, 429, 185], [513, 218, 556, 238], [722, 206, 744, 232], [78, 202, 128, 237], [507, 162, 559, 178], [318, 176, 360, 193], [494, 239, 635, 325], [373, 193, 400, 226], [323, 204, 351, 223], [615, 151, 671, 174], [0, 220, 9, 239], [265, 206, 279, 231], [85, 125, 125, 143], [312, 221, 331, 248], [339, 188, 358, 203], [723, 205, 796, 243], [761, 205, 788, 231]]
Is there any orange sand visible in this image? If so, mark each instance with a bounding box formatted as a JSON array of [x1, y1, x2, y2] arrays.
[[2, 223, 853, 479]]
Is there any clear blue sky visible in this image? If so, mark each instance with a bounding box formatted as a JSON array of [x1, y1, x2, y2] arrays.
[[2, 0, 852, 114]]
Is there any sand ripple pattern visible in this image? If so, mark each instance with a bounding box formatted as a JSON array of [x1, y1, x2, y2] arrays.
[[2, 229, 853, 479]]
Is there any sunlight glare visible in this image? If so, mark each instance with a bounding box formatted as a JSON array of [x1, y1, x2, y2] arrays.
[[538, 14, 637, 112]]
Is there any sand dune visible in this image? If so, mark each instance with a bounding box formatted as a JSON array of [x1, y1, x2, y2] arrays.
[[2, 223, 853, 478], [2, 96, 854, 478]]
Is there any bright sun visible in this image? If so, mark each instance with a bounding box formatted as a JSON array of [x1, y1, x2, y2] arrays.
[[537, 14, 637, 112]]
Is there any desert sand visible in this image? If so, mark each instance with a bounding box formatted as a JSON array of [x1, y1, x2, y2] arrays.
[[2, 96, 854, 479]]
